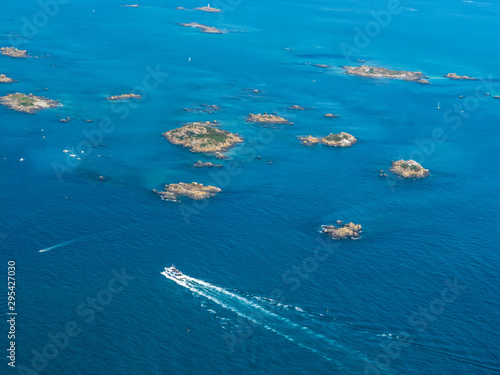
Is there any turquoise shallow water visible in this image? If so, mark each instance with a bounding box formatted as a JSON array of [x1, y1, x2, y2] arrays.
[[1, 0, 499, 374]]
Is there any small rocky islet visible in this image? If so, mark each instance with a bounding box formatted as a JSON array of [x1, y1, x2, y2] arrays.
[[195, 6, 222, 13], [0, 93, 59, 114], [1, 47, 28, 58], [192, 161, 223, 168], [322, 222, 362, 239], [247, 113, 292, 125], [343, 65, 430, 84], [153, 182, 221, 202], [106, 93, 142, 101], [298, 132, 357, 147], [183, 104, 220, 114], [443, 73, 479, 81], [0, 74, 14, 83], [179, 22, 223, 34], [288, 105, 308, 110], [163, 122, 243, 153], [390, 159, 429, 179]]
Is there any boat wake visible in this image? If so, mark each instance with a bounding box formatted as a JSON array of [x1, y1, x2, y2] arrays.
[[162, 269, 373, 373], [39, 238, 81, 253]]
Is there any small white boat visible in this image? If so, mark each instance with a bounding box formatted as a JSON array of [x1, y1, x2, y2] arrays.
[[163, 265, 185, 280], [437, 101, 440, 110]]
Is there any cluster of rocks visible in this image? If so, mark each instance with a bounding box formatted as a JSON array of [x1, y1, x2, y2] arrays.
[[1, 47, 27, 58], [162, 123, 243, 153], [324, 113, 340, 118], [0, 74, 14, 83], [183, 104, 220, 114], [106, 93, 142, 101], [343, 65, 430, 84], [298, 132, 357, 147], [247, 113, 292, 125], [321, 222, 362, 239], [288, 105, 309, 110], [179, 22, 223, 34], [0, 93, 59, 114], [195, 6, 222, 13], [389, 159, 429, 179], [443, 73, 479, 81], [192, 161, 223, 168], [154, 182, 221, 201]]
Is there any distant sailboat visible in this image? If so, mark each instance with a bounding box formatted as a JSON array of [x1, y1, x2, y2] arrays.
[[437, 101, 440, 110]]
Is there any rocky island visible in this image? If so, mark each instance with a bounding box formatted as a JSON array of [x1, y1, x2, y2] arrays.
[[106, 93, 142, 101], [163, 122, 243, 153], [324, 113, 340, 118], [298, 135, 321, 147], [0, 93, 59, 114], [444, 73, 479, 81], [313, 64, 331, 68], [343, 65, 429, 84], [247, 113, 292, 125], [179, 23, 223, 34], [195, 6, 222, 12], [288, 105, 308, 110], [154, 182, 221, 201], [322, 222, 362, 239], [1, 47, 28, 58], [184, 104, 220, 114], [0, 74, 14, 83], [390, 159, 429, 179], [298, 132, 357, 147], [192, 161, 223, 168]]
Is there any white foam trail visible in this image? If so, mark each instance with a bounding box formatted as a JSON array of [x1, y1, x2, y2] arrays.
[[38, 228, 119, 253], [190, 276, 344, 347], [39, 238, 79, 252], [162, 272, 326, 358], [162, 272, 376, 372]]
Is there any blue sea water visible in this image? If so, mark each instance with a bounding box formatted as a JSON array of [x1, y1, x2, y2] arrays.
[[1, 0, 499, 374]]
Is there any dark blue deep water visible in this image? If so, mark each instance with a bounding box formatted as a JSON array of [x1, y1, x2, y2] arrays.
[[1, 0, 499, 374]]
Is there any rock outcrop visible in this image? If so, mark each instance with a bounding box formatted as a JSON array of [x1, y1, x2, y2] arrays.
[[179, 23, 223, 34], [0, 93, 59, 114], [321, 132, 357, 147], [106, 93, 142, 101], [298, 135, 321, 146], [343, 65, 429, 84], [154, 182, 221, 201], [163, 122, 243, 153], [247, 113, 292, 125], [183, 104, 220, 114], [194, 6, 222, 12], [192, 161, 223, 168], [322, 222, 362, 239], [390, 159, 429, 179], [324, 113, 340, 118], [0, 74, 14, 83], [299, 132, 356, 147], [1, 47, 27, 58], [288, 105, 307, 110], [444, 73, 479, 81]]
